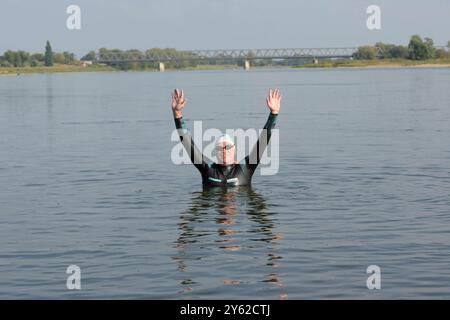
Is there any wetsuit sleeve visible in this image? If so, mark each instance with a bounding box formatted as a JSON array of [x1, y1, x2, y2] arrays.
[[245, 112, 278, 175], [174, 117, 209, 174]]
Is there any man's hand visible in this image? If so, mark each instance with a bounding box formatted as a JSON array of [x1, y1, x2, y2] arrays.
[[172, 88, 186, 118], [266, 88, 281, 115]]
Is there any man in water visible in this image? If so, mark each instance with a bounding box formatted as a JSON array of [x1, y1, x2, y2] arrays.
[[171, 88, 281, 187]]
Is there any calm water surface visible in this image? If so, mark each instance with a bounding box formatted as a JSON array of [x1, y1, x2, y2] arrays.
[[1, 68, 450, 299]]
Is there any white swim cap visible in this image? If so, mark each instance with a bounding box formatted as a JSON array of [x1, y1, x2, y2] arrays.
[[215, 134, 235, 148]]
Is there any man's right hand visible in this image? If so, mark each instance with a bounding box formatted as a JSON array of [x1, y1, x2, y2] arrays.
[[171, 88, 186, 118], [266, 88, 281, 115]]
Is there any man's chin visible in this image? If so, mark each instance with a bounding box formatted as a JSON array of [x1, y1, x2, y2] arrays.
[[218, 161, 234, 166]]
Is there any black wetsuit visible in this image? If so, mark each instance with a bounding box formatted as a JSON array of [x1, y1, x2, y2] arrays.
[[174, 113, 277, 187]]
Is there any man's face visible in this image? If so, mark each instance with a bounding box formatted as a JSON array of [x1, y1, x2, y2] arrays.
[[216, 141, 235, 165]]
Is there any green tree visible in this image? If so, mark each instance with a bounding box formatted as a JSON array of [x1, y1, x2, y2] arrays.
[[408, 35, 434, 60], [389, 45, 409, 59], [15, 53, 23, 67], [31, 53, 44, 62], [63, 51, 76, 64], [17, 51, 30, 66], [53, 52, 65, 64], [4, 50, 17, 65], [435, 49, 448, 59], [81, 50, 96, 61], [375, 42, 394, 59], [374, 42, 408, 59], [424, 37, 435, 59], [3, 50, 29, 67], [45, 41, 53, 66], [0, 54, 11, 67], [353, 46, 377, 60]]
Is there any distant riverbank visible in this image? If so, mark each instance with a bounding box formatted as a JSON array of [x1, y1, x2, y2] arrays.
[[0, 63, 242, 76], [0, 64, 115, 76], [2, 59, 450, 76], [296, 58, 450, 69]]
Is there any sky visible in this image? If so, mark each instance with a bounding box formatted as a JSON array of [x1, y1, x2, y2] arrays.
[[0, 0, 449, 57]]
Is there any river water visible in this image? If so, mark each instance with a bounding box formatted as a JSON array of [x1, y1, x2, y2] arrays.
[[1, 67, 450, 299]]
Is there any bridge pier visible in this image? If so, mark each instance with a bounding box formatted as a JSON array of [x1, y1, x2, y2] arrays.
[[158, 62, 165, 72], [244, 60, 250, 71]]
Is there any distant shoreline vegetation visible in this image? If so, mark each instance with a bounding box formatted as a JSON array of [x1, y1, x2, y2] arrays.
[[353, 35, 449, 61], [1, 35, 449, 75]]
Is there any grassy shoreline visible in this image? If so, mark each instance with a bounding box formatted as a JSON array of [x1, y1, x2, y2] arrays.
[[0, 63, 243, 76], [1, 59, 450, 76], [0, 64, 116, 76], [296, 58, 450, 69]]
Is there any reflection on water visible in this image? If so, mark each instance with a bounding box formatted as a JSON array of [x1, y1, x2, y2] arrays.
[[173, 187, 287, 299], [2, 69, 450, 298]]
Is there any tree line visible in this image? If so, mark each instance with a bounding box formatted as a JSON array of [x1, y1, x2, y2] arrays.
[[0, 41, 202, 70], [1, 36, 449, 69], [353, 35, 450, 60], [0, 41, 76, 68]]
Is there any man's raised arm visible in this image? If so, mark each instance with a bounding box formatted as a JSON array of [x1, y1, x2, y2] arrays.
[[246, 89, 281, 173], [172, 89, 208, 173]]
